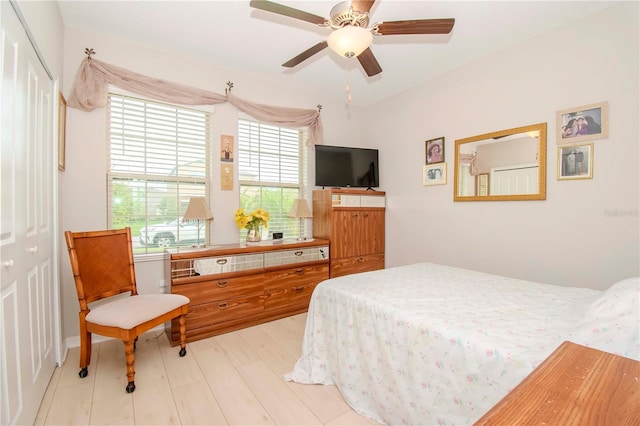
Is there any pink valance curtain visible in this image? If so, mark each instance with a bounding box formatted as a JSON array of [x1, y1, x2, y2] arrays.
[[458, 153, 480, 176], [67, 58, 323, 145]]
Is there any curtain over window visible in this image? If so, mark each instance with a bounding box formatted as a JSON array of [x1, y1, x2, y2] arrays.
[[67, 57, 323, 145]]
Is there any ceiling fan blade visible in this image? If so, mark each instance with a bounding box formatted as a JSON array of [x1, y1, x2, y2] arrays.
[[350, 0, 376, 13], [377, 18, 455, 35], [282, 41, 329, 67], [357, 47, 382, 77], [249, 0, 326, 25]]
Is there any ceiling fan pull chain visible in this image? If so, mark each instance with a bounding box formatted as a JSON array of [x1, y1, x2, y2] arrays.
[[346, 57, 352, 103]]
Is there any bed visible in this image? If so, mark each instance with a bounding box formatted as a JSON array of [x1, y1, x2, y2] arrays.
[[285, 263, 639, 425]]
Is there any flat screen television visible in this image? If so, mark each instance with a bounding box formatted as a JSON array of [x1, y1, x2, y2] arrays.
[[315, 144, 379, 189]]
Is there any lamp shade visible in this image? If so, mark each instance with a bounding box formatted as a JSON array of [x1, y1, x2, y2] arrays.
[[182, 197, 213, 221], [288, 199, 313, 218], [327, 26, 373, 58]]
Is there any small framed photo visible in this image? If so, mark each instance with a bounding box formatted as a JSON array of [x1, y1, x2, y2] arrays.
[[425, 137, 445, 164], [558, 143, 593, 180], [423, 163, 447, 186], [556, 101, 608, 144], [221, 135, 234, 162], [221, 163, 233, 190]]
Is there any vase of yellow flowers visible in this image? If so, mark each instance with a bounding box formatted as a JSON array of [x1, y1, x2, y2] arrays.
[[234, 208, 270, 242]]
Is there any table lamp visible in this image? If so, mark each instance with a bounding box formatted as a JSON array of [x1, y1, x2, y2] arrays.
[[288, 198, 313, 241], [182, 197, 213, 247]]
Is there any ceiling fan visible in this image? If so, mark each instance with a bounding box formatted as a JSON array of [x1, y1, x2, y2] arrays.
[[249, 0, 455, 77]]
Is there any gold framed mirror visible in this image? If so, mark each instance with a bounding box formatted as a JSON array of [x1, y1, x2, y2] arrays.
[[454, 123, 547, 201]]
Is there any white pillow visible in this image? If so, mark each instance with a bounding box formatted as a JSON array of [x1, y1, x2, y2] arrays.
[[570, 277, 639, 360]]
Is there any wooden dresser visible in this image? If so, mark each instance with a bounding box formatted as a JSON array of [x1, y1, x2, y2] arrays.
[[312, 189, 385, 278], [165, 239, 329, 344], [474, 341, 640, 425]]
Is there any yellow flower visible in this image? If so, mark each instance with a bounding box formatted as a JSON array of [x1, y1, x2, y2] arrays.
[[234, 207, 269, 230]]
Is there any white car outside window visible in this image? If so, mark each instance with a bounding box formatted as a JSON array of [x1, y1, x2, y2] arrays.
[[139, 219, 203, 248]]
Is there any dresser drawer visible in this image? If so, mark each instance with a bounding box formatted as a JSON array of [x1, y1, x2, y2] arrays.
[[264, 246, 329, 267], [263, 264, 329, 311], [330, 254, 384, 278], [192, 253, 263, 275], [170, 293, 266, 343], [172, 273, 264, 305], [183, 294, 266, 329]]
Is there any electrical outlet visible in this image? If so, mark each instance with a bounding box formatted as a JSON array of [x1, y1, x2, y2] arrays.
[[159, 280, 166, 288]]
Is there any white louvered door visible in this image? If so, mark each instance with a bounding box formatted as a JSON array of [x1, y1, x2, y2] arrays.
[[1, 3, 57, 425]]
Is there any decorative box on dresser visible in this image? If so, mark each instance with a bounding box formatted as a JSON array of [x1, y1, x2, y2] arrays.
[[165, 239, 329, 345], [312, 189, 385, 278]]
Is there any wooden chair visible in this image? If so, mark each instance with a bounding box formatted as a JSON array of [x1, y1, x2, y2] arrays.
[[64, 227, 189, 393]]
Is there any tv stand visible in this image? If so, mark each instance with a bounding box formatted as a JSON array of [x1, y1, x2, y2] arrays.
[[312, 189, 385, 278], [320, 186, 381, 192]]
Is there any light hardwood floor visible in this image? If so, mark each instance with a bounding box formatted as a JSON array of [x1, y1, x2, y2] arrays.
[[35, 313, 378, 425]]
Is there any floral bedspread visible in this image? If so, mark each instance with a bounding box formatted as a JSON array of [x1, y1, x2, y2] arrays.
[[285, 263, 602, 425]]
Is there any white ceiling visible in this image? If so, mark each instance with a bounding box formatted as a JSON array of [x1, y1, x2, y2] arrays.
[[57, 0, 617, 107]]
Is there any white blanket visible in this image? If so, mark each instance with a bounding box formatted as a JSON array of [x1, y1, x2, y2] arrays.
[[285, 263, 607, 425]]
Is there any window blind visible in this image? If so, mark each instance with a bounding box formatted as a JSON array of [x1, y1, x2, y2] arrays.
[[458, 163, 471, 196], [238, 119, 305, 239], [108, 94, 210, 254]]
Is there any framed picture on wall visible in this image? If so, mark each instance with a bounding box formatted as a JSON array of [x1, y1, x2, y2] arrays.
[[557, 143, 593, 180], [423, 163, 447, 186], [221, 135, 234, 162], [425, 137, 445, 164], [58, 92, 67, 171], [221, 163, 233, 190], [556, 101, 608, 144]]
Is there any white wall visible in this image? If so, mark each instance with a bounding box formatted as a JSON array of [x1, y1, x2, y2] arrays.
[[13, 1, 64, 79], [367, 2, 639, 290], [59, 29, 367, 340]]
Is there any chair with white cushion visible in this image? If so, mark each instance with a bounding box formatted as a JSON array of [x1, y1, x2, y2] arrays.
[[65, 227, 189, 393]]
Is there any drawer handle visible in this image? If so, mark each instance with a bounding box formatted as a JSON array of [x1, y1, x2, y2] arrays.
[[362, 213, 369, 218], [292, 286, 304, 293], [357, 257, 365, 263], [295, 268, 304, 275], [351, 213, 358, 218], [216, 281, 228, 288], [265, 289, 285, 298], [294, 251, 303, 256], [216, 259, 228, 265], [217, 302, 228, 309]]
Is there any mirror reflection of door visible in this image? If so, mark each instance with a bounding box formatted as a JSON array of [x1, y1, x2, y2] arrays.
[[490, 165, 538, 195]]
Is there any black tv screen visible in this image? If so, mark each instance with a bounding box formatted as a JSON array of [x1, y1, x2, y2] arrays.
[[315, 145, 379, 188]]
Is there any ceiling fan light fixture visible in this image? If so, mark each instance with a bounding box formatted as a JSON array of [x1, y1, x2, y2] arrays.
[[327, 26, 373, 58]]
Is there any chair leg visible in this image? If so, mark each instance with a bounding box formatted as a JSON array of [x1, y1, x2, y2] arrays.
[[124, 340, 136, 393], [178, 314, 187, 357], [78, 330, 92, 378]]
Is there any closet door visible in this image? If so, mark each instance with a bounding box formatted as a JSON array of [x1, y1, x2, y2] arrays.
[[1, 3, 57, 425]]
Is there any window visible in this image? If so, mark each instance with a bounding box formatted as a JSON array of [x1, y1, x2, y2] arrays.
[[238, 119, 306, 239], [108, 94, 210, 254]]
